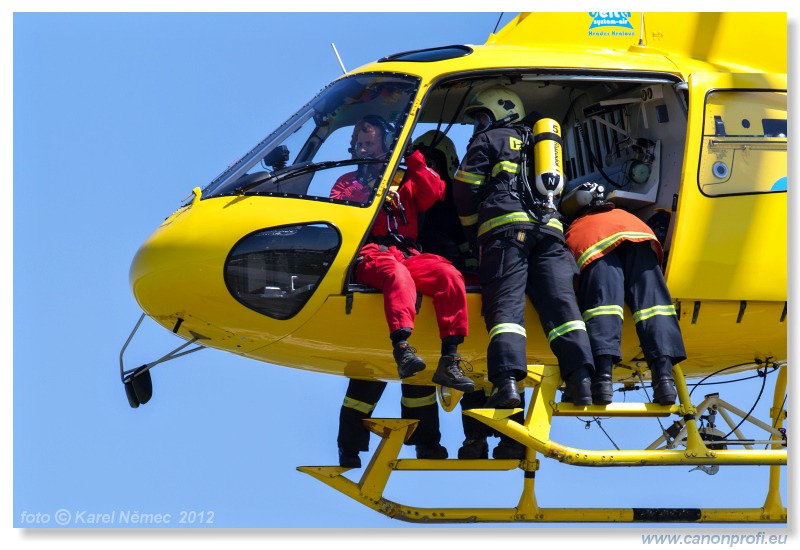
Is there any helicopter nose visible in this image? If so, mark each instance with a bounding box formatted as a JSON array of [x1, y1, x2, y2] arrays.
[[129, 215, 227, 333], [127, 208, 286, 348], [129, 202, 343, 348]]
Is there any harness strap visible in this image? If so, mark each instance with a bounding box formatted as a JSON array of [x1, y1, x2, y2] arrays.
[[369, 234, 420, 258]]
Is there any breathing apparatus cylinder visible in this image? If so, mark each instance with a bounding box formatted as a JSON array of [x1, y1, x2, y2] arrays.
[[532, 118, 564, 212]]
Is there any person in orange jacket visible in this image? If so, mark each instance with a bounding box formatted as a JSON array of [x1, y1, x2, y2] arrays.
[[562, 183, 685, 405]]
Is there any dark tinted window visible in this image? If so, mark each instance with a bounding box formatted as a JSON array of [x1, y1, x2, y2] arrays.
[[224, 223, 340, 320], [379, 45, 472, 63]]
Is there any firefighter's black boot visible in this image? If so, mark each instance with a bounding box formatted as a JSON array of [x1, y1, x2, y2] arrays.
[[457, 436, 489, 459], [492, 437, 526, 460], [484, 376, 521, 409], [649, 356, 677, 405], [591, 355, 614, 405], [338, 448, 361, 468], [416, 443, 448, 459], [565, 366, 592, 406], [393, 342, 426, 379], [432, 354, 475, 392]]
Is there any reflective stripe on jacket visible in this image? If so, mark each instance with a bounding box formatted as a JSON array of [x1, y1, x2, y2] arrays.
[[453, 125, 564, 247]]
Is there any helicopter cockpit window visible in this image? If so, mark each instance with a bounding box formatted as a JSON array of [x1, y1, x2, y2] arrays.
[[224, 223, 341, 320], [201, 73, 420, 205], [698, 90, 787, 196]]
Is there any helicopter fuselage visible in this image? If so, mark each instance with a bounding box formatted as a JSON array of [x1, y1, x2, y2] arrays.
[[130, 13, 787, 390]]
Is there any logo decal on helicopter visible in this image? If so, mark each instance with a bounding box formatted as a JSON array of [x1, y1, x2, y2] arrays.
[[588, 12, 635, 37]]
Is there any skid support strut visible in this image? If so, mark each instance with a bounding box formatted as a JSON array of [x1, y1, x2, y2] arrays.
[[298, 363, 787, 523]]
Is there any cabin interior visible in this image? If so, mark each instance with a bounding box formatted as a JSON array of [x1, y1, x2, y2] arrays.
[[411, 72, 689, 265]]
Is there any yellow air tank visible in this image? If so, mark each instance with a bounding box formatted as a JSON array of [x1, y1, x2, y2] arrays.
[[532, 117, 564, 212]]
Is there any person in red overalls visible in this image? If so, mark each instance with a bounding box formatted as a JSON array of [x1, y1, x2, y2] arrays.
[[562, 183, 685, 405], [330, 116, 474, 468]]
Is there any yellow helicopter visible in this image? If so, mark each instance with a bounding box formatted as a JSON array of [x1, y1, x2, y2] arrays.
[[120, 12, 787, 524]]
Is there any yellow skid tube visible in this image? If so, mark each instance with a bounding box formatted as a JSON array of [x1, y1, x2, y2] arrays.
[[465, 364, 786, 467], [298, 364, 787, 523]]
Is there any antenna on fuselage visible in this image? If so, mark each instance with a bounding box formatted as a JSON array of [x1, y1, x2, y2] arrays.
[[493, 13, 504, 34], [638, 12, 645, 46], [331, 43, 347, 74]]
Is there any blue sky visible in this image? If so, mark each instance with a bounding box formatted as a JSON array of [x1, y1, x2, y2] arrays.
[[6, 6, 794, 548]]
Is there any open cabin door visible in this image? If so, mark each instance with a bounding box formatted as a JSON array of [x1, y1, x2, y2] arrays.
[[665, 72, 786, 303]]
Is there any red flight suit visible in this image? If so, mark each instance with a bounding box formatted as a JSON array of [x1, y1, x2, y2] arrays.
[[330, 150, 469, 453], [330, 149, 469, 339]]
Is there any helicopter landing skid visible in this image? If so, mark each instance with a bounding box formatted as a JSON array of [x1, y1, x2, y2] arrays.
[[298, 363, 787, 524]]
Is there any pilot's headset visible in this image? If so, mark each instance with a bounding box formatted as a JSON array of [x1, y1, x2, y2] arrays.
[[349, 115, 395, 159]]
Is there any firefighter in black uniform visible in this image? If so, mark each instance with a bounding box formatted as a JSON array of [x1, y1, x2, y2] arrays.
[[337, 380, 446, 467], [453, 86, 595, 409]]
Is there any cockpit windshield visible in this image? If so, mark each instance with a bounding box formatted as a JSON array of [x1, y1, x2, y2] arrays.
[[202, 73, 420, 204]]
